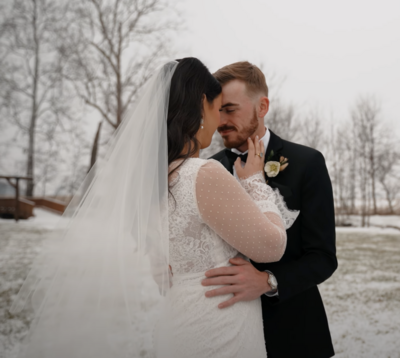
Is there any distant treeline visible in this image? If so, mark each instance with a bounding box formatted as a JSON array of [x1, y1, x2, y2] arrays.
[[202, 95, 400, 226]]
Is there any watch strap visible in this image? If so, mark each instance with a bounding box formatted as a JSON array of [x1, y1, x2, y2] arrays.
[[264, 270, 278, 294]]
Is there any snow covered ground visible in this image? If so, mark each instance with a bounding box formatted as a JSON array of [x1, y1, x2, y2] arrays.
[[345, 215, 400, 229], [319, 227, 400, 357], [0, 209, 62, 358], [1, 210, 400, 357]]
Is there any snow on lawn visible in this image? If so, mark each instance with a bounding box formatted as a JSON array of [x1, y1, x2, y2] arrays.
[[1, 210, 400, 357], [319, 228, 400, 357], [0, 209, 61, 358], [345, 215, 400, 229]]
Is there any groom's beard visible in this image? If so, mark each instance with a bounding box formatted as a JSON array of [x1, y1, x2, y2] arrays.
[[218, 109, 258, 149]]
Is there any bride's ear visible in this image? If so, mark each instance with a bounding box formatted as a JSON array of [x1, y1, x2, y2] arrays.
[[196, 94, 207, 148], [201, 94, 207, 124], [202, 94, 207, 114]]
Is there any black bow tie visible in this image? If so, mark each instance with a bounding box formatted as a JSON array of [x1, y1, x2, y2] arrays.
[[225, 150, 248, 168]]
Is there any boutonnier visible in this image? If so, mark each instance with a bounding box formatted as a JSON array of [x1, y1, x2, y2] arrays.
[[264, 150, 289, 178]]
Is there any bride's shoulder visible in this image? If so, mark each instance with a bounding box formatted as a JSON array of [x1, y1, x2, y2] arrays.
[[176, 158, 228, 176], [189, 158, 226, 169], [194, 159, 230, 179], [176, 158, 227, 178]]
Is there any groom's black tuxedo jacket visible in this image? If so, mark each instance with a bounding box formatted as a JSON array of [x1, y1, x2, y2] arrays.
[[210, 131, 337, 358]]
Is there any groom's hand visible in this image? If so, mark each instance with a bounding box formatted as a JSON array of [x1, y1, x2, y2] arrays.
[[201, 257, 271, 309]]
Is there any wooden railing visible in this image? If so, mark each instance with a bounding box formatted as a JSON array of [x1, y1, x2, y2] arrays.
[[0, 176, 33, 221], [0, 197, 35, 220], [29, 198, 66, 214], [1, 176, 69, 221]]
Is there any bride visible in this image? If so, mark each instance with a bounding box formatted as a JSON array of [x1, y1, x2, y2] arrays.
[[11, 58, 297, 358]]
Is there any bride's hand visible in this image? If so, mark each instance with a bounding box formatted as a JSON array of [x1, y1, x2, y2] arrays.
[[235, 136, 265, 180]]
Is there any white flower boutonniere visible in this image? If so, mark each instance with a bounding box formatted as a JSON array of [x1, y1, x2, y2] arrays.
[[264, 152, 289, 178], [264, 161, 281, 177]]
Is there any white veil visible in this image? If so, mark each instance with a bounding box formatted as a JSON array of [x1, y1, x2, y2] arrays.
[[11, 61, 179, 358]]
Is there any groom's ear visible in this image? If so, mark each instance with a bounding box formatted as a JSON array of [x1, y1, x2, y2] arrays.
[[258, 96, 270, 118]]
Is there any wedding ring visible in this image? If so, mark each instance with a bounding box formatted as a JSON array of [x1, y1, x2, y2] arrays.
[[256, 152, 263, 158]]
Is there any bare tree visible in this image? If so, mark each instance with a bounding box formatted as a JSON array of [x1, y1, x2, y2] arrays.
[[327, 95, 400, 224], [0, 0, 70, 196], [259, 69, 300, 142], [265, 99, 299, 142], [351, 96, 381, 215], [53, 126, 89, 199], [376, 140, 400, 214], [299, 108, 326, 151], [59, 0, 179, 169], [89, 121, 103, 171], [327, 122, 358, 225]]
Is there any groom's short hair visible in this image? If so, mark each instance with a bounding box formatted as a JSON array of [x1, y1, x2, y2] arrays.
[[213, 61, 269, 98]]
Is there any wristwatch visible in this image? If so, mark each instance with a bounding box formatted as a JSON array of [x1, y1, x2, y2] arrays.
[[265, 270, 278, 293]]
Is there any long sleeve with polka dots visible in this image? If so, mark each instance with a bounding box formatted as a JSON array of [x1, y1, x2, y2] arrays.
[[195, 160, 287, 263]]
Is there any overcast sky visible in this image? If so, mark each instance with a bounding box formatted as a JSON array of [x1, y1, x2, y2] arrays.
[[176, 0, 400, 133]]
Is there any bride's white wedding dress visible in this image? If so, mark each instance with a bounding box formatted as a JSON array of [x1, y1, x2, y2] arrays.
[[156, 157, 295, 358], [11, 62, 299, 358]]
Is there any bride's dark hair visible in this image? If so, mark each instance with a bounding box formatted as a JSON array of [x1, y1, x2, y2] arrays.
[[167, 57, 221, 182]]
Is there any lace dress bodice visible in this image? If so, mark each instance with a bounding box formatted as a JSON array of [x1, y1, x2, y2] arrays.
[[168, 159, 238, 275], [168, 158, 296, 276], [160, 158, 299, 358]]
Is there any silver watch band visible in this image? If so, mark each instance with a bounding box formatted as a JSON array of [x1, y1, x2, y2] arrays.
[[264, 270, 278, 296]]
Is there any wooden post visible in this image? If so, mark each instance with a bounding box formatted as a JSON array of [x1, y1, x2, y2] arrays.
[[15, 178, 20, 222], [2, 176, 32, 222]]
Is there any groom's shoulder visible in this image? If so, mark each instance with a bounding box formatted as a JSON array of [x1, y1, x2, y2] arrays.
[[281, 138, 326, 165], [209, 149, 228, 161]]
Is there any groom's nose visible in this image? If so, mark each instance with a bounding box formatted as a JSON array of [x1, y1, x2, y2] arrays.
[[219, 111, 229, 125]]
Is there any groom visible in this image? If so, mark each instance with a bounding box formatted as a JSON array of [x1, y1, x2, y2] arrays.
[[202, 62, 337, 358]]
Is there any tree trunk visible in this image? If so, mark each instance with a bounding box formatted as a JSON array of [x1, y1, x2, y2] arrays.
[[381, 181, 394, 214], [370, 147, 377, 214], [360, 154, 368, 227], [116, 24, 122, 128], [349, 151, 356, 213], [26, 0, 39, 197], [88, 121, 102, 172]]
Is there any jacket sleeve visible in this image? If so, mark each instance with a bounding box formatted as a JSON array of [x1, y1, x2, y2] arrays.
[[263, 151, 338, 304]]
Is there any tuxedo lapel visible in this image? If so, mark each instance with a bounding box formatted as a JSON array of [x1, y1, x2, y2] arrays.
[[265, 130, 283, 162], [264, 131, 292, 199]]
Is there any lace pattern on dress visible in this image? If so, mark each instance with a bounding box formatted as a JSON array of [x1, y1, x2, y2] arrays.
[[239, 171, 299, 230], [168, 159, 238, 276], [272, 187, 300, 229]]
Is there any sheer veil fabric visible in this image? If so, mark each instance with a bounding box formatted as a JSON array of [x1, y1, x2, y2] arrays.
[[11, 61, 179, 358]]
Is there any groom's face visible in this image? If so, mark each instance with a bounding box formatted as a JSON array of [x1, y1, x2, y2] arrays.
[[217, 80, 259, 149]]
